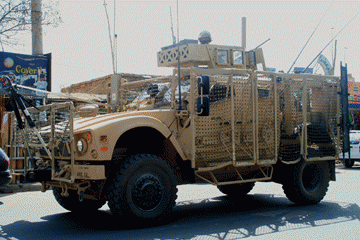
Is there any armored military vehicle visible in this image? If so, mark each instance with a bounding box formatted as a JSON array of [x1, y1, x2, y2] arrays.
[[5, 30, 348, 222]]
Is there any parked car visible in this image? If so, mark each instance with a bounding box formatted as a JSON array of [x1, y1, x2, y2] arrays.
[[339, 130, 360, 168], [0, 148, 12, 187]]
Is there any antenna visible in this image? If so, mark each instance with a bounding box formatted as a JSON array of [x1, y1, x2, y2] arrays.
[[332, 40, 337, 75], [176, 0, 183, 111], [170, 6, 176, 45], [103, 0, 115, 74], [114, 0, 117, 73], [303, 11, 360, 73], [254, 38, 271, 49], [287, 2, 333, 73]]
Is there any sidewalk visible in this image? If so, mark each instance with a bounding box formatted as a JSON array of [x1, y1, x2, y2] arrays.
[[0, 182, 42, 194]]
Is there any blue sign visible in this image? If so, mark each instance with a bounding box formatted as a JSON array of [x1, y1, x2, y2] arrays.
[[0, 52, 51, 96], [293, 67, 313, 74]]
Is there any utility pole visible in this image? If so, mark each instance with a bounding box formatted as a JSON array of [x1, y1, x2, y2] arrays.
[[31, 0, 43, 55]]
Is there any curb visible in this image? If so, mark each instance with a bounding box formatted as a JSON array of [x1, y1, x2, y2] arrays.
[[0, 182, 42, 194]]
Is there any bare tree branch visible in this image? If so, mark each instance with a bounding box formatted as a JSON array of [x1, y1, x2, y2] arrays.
[[0, 0, 61, 48]]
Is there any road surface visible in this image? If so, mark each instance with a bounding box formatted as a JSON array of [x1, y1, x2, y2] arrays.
[[1, 164, 360, 239]]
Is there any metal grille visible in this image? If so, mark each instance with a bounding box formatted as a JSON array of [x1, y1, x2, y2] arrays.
[[195, 74, 233, 167], [277, 74, 340, 161], [255, 73, 279, 163], [12, 102, 75, 159], [233, 72, 256, 164], [192, 68, 341, 169], [306, 76, 340, 158]]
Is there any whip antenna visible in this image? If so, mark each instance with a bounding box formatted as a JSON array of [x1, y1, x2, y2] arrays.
[[170, 6, 176, 45], [176, 0, 183, 110], [287, 2, 333, 73], [303, 11, 360, 73]]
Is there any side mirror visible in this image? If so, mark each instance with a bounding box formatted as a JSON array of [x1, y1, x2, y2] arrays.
[[197, 97, 210, 116], [197, 75, 210, 116], [198, 75, 210, 95]]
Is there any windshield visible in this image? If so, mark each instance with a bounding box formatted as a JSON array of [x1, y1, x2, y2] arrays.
[[131, 84, 168, 104], [163, 81, 191, 103]]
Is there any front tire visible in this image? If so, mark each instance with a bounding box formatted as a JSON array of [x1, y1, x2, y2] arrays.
[[282, 160, 330, 205], [52, 187, 106, 212], [107, 154, 177, 220]]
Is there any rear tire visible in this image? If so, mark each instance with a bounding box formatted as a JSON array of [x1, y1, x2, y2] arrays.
[[107, 154, 177, 220], [282, 160, 330, 205], [343, 158, 355, 168], [52, 187, 106, 212], [217, 182, 255, 197]]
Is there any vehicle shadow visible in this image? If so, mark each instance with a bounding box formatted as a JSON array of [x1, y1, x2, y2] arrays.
[[336, 162, 360, 171], [338, 166, 360, 171], [1, 194, 360, 239]]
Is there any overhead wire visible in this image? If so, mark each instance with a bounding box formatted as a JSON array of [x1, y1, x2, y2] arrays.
[[303, 11, 360, 73], [287, 2, 334, 73]]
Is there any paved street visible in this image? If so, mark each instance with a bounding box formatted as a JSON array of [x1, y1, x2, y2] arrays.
[[1, 163, 360, 240]]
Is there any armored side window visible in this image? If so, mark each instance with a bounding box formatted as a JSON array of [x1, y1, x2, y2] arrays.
[[218, 50, 229, 64], [233, 51, 243, 65]]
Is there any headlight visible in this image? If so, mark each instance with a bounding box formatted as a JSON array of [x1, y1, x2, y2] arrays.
[[77, 139, 86, 153]]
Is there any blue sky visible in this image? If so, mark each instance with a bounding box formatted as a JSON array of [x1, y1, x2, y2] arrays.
[[5, 0, 360, 92]]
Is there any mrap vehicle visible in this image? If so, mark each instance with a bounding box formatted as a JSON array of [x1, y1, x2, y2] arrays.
[[4, 30, 349, 222]]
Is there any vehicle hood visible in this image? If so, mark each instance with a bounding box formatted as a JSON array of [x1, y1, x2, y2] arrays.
[[73, 109, 174, 133]]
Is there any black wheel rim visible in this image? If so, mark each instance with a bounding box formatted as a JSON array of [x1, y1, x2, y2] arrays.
[[131, 173, 163, 211], [302, 163, 321, 192]]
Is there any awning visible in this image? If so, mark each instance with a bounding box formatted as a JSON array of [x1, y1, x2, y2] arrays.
[[349, 102, 360, 109]]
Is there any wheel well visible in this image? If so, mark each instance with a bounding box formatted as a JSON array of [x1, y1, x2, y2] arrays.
[[114, 127, 165, 156], [110, 127, 194, 184]]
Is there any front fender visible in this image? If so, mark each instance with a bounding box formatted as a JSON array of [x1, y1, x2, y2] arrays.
[[77, 116, 172, 161]]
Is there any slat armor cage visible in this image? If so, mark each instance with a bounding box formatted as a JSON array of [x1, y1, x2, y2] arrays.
[[188, 68, 341, 171]]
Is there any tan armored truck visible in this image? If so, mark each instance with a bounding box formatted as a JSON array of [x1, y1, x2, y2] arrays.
[[9, 32, 346, 221]]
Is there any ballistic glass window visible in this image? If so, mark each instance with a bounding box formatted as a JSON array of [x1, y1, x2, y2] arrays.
[[218, 50, 229, 64], [233, 51, 243, 65]]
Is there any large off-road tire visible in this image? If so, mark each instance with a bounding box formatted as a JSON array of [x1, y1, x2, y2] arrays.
[[52, 187, 106, 212], [282, 160, 330, 205], [107, 154, 178, 220], [343, 158, 355, 168], [217, 182, 255, 197]]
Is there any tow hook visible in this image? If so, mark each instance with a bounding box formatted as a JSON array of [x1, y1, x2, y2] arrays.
[[76, 181, 91, 202], [79, 191, 84, 202]]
